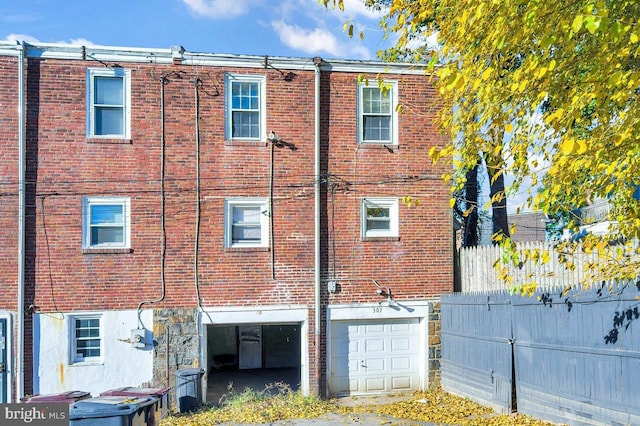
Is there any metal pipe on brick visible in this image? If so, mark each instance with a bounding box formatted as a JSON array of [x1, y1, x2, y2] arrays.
[[313, 56, 322, 395]]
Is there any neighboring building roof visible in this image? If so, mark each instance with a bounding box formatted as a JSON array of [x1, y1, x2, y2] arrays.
[[509, 211, 547, 242]]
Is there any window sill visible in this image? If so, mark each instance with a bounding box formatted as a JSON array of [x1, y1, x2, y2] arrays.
[[225, 139, 268, 147], [82, 248, 134, 254], [86, 138, 133, 144], [69, 361, 104, 367], [362, 236, 400, 242], [358, 142, 399, 151], [224, 247, 270, 252]]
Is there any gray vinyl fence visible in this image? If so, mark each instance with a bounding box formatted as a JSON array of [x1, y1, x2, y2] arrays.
[[441, 282, 640, 426]]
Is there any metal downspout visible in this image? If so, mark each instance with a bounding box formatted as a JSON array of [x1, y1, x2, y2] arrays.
[[313, 57, 322, 396], [17, 41, 26, 401]]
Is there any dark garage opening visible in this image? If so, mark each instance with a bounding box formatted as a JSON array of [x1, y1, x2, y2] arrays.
[[206, 324, 301, 405]]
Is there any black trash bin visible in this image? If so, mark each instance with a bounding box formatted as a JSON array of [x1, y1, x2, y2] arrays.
[[101, 387, 170, 425], [70, 395, 158, 426], [174, 368, 204, 413], [23, 390, 91, 404]]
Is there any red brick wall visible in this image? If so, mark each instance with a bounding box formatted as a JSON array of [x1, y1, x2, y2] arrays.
[[1, 58, 451, 312], [322, 71, 452, 304], [0, 57, 19, 310]]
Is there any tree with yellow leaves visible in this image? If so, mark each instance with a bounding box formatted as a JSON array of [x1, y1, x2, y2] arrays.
[[325, 0, 640, 287]]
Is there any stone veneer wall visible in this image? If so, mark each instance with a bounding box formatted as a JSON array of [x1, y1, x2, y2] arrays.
[[152, 308, 201, 407], [428, 300, 442, 387]]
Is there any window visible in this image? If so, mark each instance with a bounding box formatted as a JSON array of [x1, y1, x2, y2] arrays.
[[87, 67, 131, 138], [358, 81, 398, 145], [225, 198, 269, 247], [361, 198, 399, 238], [71, 315, 102, 363], [226, 74, 266, 141], [82, 197, 130, 249]]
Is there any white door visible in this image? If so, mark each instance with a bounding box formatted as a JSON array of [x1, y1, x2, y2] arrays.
[[239, 326, 262, 369], [330, 318, 421, 396]]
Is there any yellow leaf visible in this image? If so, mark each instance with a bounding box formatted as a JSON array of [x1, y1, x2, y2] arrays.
[[572, 14, 583, 33], [449, 197, 456, 208], [505, 123, 513, 133], [560, 138, 575, 155], [537, 66, 548, 79], [631, 32, 639, 43], [517, 79, 527, 93], [576, 139, 588, 154]]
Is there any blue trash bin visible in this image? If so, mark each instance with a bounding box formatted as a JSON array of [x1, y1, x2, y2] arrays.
[[70, 395, 158, 426], [174, 368, 204, 413]]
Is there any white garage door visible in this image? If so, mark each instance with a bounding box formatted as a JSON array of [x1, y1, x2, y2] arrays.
[[329, 318, 421, 396]]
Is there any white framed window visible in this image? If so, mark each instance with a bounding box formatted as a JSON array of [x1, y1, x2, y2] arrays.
[[358, 80, 398, 145], [87, 67, 131, 138], [361, 198, 399, 238], [224, 198, 270, 248], [70, 315, 102, 364], [225, 74, 266, 141], [82, 197, 131, 249]]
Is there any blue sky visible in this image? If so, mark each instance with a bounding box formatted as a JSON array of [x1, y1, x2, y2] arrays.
[[0, 0, 391, 60]]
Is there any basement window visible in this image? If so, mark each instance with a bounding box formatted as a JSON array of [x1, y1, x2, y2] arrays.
[[70, 315, 102, 364]]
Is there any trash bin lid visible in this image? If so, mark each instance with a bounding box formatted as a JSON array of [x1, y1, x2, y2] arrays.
[[101, 387, 170, 397], [26, 390, 91, 403], [69, 396, 157, 420], [174, 368, 204, 377]]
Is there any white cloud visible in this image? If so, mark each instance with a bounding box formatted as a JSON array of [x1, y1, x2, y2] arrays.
[[67, 38, 96, 46], [271, 19, 370, 59], [4, 33, 40, 44], [4, 34, 96, 46], [180, 0, 256, 19]]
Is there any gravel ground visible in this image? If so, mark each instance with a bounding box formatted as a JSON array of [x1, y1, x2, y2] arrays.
[[230, 412, 433, 425], [223, 395, 437, 425]]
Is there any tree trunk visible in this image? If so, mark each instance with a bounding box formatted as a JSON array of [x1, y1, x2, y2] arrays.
[[482, 150, 510, 241], [463, 160, 480, 246]]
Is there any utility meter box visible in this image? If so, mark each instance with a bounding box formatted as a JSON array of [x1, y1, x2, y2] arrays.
[[130, 328, 147, 349]]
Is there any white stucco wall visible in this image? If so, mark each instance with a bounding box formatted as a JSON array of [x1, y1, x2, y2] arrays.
[[32, 309, 154, 397]]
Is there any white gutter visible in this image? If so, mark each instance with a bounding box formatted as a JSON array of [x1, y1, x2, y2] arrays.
[[17, 41, 25, 401], [0, 41, 428, 75], [313, 57, 322, 395]]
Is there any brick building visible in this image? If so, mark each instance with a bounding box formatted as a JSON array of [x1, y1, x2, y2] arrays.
[[0, 41, 452, 404]]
